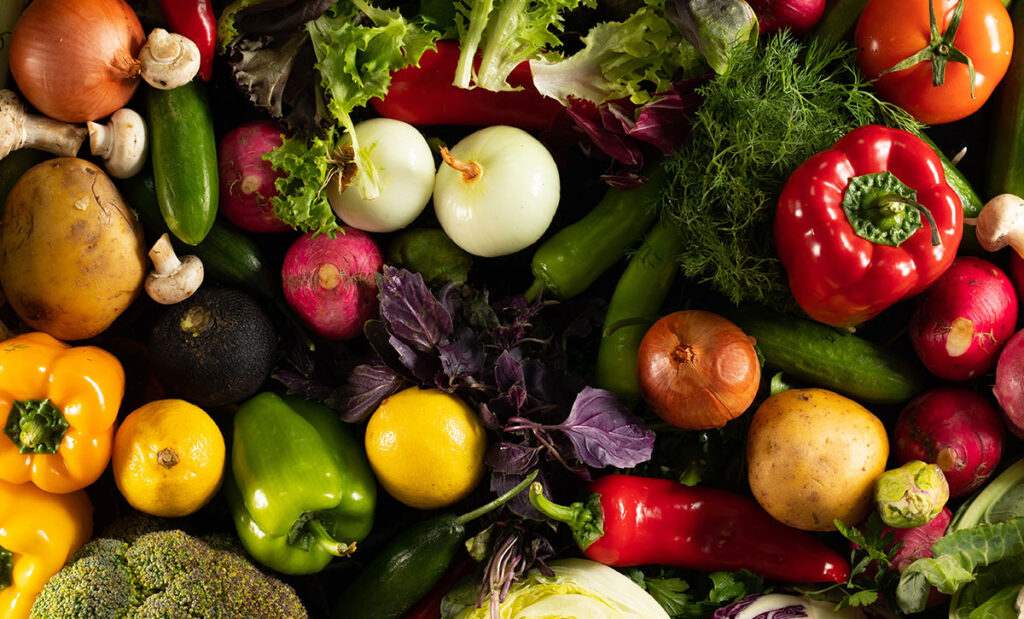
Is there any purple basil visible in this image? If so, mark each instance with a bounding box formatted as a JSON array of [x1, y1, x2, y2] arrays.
[[551, 387, 656, 469], [486, 442, 542, 475], [337, 363, 406, 422], [378, 265, 453, 351]]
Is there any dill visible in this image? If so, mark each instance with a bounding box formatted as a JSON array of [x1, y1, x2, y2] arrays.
[[659, 33, 920, 310]]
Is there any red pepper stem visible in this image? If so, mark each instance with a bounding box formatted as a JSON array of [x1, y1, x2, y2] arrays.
[[306, 518, 356, 558], [455, 470, 538, 525], [440, 147, 481, 183], [874, 196, 942, 247], [528, 483, 605, 550]]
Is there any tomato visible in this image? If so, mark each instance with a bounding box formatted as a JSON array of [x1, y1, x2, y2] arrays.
[[855, 0, 1013, 124]]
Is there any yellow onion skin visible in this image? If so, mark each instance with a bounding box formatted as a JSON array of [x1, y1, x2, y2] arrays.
[[10, 0, 145, 122], [637, 310, 761, 430]]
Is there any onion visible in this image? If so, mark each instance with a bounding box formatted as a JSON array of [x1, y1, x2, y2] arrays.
[[10, 0, 145, 122], [637, 310, 761, 430]]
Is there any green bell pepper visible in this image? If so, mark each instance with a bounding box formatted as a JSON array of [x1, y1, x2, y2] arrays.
[[225, 392, 377, 575]]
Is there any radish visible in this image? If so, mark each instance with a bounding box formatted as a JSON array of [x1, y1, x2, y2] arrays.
[[885, 506, 952, 574], [281, 228, 384, 340], [909, 256, 1017, 381], [746, 0, 826, 34], [218, 120, 291, 233], [893, 387, 1005, 498], [993, 328, 1024, 438], [1009, 251, 1024, 298]]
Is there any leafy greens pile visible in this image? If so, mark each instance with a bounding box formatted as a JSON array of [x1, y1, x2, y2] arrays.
[[658, 33, 920, 309]]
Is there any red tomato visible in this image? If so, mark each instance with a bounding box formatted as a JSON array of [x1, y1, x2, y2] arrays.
[[855, 0, 1013, 124]]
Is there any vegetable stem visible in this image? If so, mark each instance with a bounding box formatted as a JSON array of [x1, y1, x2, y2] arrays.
[[307, 518, 356, 558], [439, 146, 481, 182], [456, 470, 538, 525]]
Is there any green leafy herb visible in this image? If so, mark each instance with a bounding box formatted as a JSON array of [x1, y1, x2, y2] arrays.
[[627, 567, 765, 618], [658, 33, 921, 310]]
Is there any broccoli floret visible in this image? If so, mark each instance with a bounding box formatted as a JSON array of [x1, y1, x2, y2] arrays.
[[30, 529, 308, 619]]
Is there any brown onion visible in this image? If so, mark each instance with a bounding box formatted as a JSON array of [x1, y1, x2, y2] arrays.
[[10, 0, 145, 122], [637, 310, 760, 430]]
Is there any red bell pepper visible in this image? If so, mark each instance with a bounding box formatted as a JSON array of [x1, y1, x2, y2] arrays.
[[369, 40, 563, 131], [157, 0, 216, 81], [529, 475, 850, 584], [774, 124, 963, 326]]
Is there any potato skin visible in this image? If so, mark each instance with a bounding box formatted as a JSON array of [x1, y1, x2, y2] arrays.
[[747, 388, 889, 531], [0, 158, 146, 340]]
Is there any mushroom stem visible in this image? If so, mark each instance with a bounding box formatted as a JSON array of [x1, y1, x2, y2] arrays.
[[138, 28, 202, 90], [440, 146, 481, 183], [975, 193, 1024, 258], [88, 108, 148, 179], [149, 234, 183, 274], [0, 90, 86, 160]]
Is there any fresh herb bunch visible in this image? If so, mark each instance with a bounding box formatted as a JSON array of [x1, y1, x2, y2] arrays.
[[627, 567, 766, 618], [659, 32, 921, 310]]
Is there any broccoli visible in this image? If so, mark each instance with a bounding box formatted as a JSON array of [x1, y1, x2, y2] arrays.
[[30, 528, 308, 618]]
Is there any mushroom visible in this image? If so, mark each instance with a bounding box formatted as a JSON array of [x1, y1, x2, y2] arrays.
[[145, 233, 204, 305], [138, 28, 202, 91], [87, 108, 148, 179], [0, 89, 87, 160], [974, 193, 1024, 257]]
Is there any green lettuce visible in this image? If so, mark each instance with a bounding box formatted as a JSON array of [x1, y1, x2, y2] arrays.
[[529, 2, 706, 106], [452, 0, 596, 91]]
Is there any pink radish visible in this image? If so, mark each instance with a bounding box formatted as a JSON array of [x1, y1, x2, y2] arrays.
[[893, 387, 1005, 498], [909, 256, 1017, 381], [281, 228, 384, 340], [746, 0, 826, 34], [1009, 251, 1024, 297], [993, 328, 1024, 438], [885, 507, 951, 574], [218, 120, 291, 233]]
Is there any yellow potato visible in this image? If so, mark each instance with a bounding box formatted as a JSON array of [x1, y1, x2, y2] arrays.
[[0, 158, 146, 340], [746, 388, 889, 531]]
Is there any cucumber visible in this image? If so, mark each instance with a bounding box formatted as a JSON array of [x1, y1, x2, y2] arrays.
[[727, 307, 926, 405], [916, 132, 984, 219], [987, 0, 1024, 199], [807, 0, 870, 51], [146, 81, 218, 245], [118, 174, 278, 302]]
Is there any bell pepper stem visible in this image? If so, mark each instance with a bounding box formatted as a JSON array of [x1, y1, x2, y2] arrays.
[[3, 398, 69, 455], [528, 482, 605, 550], [455, 470, 538, 525], [0, 544, 11, 590], [306, 518, 356, 558]]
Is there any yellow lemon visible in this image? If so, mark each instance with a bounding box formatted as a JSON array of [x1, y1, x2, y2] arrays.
[[365, 386, 487, 510], [112, 399, 225, 517]]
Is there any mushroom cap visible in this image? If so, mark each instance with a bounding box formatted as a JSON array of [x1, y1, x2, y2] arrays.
[[976, 193, 1024, 255]]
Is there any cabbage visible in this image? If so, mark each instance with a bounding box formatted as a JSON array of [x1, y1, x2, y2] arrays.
[[713, 593, 866, 619], [443, 558, 669, 619]]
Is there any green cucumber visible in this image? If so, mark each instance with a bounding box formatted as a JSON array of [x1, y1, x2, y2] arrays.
[[987, 0, 1024, 199], [807, 0, 870, 51], [727, 307, 926, 405], [118, 174, 278, 302], [916, 132, 984, 219], [146, 81, 218, 245]]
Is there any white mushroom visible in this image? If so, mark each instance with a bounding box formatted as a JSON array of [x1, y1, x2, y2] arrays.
[[88, 108, 148, 179], [0, 89, 87, 160], [145, 233, 204, 305], [138, 28, 202, 91], [975, 193, 1024, 258]]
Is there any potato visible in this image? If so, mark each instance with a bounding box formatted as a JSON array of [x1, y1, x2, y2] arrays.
[[746, 388, 889, 531], [0, 158, 146, 340]]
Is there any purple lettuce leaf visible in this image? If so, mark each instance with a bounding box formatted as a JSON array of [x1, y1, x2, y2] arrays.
[[336, 362, 407, 423], [378, 266, 453, 351], [551, 386, 656, 469]]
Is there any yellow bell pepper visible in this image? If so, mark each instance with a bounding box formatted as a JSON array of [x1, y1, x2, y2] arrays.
[[0, 480, 93, 619], [0, 332, 124, 493]]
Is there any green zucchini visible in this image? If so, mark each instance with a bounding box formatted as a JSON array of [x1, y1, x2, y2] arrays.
[[727, 307, 926, 405], [146, 81, 218, 245], [987, 0, 1024, 199], [118, 174, 278, 302]]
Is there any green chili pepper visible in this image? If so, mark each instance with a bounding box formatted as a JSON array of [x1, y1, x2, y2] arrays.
[[595, 217, 684, 407], [526, 168, 666, 300], [225, 392, 376, 575]]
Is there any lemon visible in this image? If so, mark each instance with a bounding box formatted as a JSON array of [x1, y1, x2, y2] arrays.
[[365, 386, 487, 510], [112, 399, 225, 517]]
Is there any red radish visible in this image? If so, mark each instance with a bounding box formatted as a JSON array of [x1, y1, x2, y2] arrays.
[[994, 328, 1024, 438], [281, 228, 384, 340], [885, 507, 951, 573], [745, 0, 826, 34], [893, 387, 1005, 498], [909, 256, 1017, 381], [1009, 251, 1024, 298], [218, 120, 291, 233]]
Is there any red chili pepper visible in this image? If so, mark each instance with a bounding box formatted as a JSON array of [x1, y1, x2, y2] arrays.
[[774, 124, 963, 327], [369, 40, 563, 131], [157, 0, 216, 81], [529, 475, 850, 584], [404, 552, 478, 619]]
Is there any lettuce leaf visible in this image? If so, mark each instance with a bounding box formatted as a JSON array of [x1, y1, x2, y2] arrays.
[[530, 3, 706, 106], [453, 0, 596, 91], [896, 519, 1024, 614]]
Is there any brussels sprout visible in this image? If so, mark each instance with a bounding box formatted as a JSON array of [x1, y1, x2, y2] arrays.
[[875, 460, 950, 528]]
